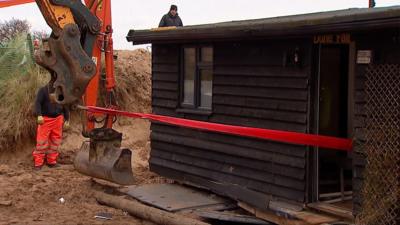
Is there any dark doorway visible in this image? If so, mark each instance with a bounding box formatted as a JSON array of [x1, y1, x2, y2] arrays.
[[315, 45, 353, 206]]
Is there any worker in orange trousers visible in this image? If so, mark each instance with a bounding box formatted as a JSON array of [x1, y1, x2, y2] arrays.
[[33, 84, 70, 170]]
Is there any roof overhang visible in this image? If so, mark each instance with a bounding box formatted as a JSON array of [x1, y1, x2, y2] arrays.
[[127, 6, 400, 45]]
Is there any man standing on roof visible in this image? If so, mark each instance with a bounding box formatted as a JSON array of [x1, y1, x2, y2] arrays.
[[33, 83, 70, 170], [159, 5, 183, 27]]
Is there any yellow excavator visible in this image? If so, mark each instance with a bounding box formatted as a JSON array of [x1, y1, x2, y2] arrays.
[[1, 0, 135, 185]]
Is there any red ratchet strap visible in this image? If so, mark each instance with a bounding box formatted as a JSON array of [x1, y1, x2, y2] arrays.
[[86, 106, 353, 151], [0, 0, 35, 8]]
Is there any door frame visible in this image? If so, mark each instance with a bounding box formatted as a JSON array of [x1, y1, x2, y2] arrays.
[[307, 42, 355, 203]]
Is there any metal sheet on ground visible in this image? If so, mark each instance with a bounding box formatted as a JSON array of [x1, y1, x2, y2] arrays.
[[195, 210, 272, 225], [124, 183, 229, 212]]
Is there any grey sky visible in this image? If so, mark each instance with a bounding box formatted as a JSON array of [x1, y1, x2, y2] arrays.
[[0, 0, 398, 49]]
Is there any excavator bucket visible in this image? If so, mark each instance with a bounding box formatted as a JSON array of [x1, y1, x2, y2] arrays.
[[74, 128, 135, 185]]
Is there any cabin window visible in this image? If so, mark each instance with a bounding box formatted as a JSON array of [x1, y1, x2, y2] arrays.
[[181, 46, 213, 110]]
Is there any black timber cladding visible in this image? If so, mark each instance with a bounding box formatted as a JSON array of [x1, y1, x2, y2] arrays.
[[129, 5, 400, 216], [150, 40, 311, 205]]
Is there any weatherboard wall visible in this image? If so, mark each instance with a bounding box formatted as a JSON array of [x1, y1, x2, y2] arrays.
[[149, 40, 312, 207]]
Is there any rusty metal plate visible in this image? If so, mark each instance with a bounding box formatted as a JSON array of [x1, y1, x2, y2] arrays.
[[124, 183, 230, 212]]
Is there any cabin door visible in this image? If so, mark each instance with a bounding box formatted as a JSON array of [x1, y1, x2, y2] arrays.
[[314, 45, 353, 206]]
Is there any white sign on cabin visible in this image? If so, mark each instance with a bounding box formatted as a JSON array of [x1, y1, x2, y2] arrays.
[[357, 50, 373, 64]]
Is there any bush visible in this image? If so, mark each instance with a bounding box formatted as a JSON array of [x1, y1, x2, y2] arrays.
[[0, 18, 30, 46], [0, 67, 48, 151]]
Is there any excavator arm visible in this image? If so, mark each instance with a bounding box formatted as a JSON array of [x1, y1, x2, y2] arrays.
[[34, 0, 117, 132], [1, 0, 134, 185]]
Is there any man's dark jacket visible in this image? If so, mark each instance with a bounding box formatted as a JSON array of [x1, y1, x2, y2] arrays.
[[35, 85, 70, 121], [159, 12, 183, 27]]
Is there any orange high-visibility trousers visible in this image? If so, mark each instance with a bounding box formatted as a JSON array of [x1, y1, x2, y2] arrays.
[[32, 115, 64, 167]]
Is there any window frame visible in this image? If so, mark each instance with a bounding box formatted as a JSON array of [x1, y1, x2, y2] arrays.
[[179, 45, 214, 113]]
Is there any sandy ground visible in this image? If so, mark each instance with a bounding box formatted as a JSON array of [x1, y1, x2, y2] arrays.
[[0, 119, 160, 225]]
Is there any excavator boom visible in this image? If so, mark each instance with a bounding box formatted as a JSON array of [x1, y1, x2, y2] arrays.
[[0, 0, 134, 185]]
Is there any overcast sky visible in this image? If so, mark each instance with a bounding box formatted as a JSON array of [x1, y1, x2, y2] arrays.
[[0, 0, 398, 49]]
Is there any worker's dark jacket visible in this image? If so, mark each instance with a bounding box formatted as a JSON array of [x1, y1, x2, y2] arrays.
[[159, 12, 183, 27], [35, 86, 69, 121]]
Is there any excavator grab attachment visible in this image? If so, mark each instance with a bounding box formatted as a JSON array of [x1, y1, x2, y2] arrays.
[[34, 0, 101, 104], [34, 23, 96, 104]]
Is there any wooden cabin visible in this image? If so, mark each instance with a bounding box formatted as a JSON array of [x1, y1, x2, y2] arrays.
[[127, 6, 400, 224]]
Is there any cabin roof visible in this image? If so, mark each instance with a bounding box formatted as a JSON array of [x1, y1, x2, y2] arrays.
[[127, 6, 400, 45]]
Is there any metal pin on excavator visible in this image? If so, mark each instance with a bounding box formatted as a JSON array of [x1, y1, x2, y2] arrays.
[[1, 0, 134, 184]]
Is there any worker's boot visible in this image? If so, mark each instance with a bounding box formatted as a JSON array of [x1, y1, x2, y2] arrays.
[[47, 163, 61, 168], [33, 166, 42, 171]]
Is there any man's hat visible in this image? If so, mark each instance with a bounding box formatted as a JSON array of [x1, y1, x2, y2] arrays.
[[170, 5, 177, 11]]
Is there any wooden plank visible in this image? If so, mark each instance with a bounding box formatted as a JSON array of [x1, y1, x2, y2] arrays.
[[353, 116, 366, 128], [352, 153, 367, 166], [152, 81, 178, 91], [354, 91, 366, 104], [152, 45, 180, 63], [213, 76, 308, 89], [151, 141, 306, 180], [150, 157, 305, 202], [195, 210, 272, 225], [353, 144, 365, 154], [288, 210, 338, 224], [151, 123, 307, 158], [355, 66, 367, 79], [353, 128, 366, 142], [153, 72, 179, 82], [354, 105, 367, 117], [213, 105, 307, 124], [95, 191, 210, 225], [352, 178, 364, 195], [129, 18, 400, 45], [151, 131, 307, 169], [352, 191, 363, 206], [152, 90, 178, 100], [213, 95, 308, 112], [214, 66, 309, 78], [152, 150, 275, 185], [152, 99, 177, 109], [240, 202, 339, 225], [354, 76, 366, 91], [213, 85, 308, 101], [210, 114, 307, 133], [180, 113, 210, 122], [307, 202, 354, 220], [151, 148, 305, 191], [214, 43, 310, 67], [215, 50, 285, 67], [152, 107, 178, 117], [153, 63, 179, 73], [353, 166, 364, 180], [150, 164, 275, 210], [239, 202, 306, 225]]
